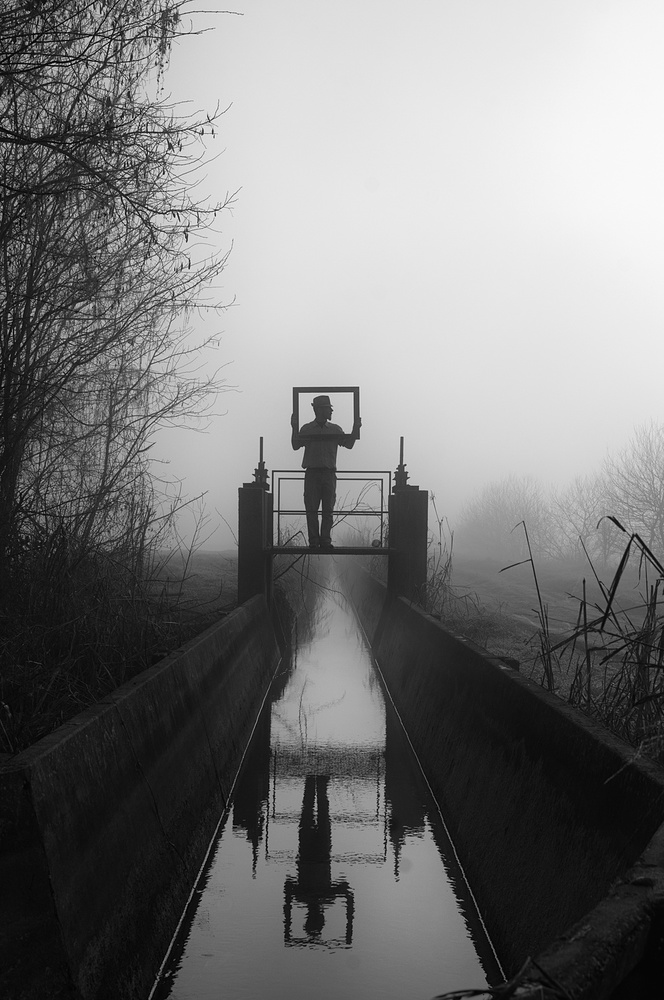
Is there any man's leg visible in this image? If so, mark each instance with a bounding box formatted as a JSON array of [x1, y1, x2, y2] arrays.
[[320, 472, 336, 547], [303, 471, 322, 547]]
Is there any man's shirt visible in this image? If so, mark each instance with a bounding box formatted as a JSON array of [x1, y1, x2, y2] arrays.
[[298, 420, 350, 469]]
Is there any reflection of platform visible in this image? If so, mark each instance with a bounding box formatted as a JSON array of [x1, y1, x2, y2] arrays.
[[267, 848, 384, 865], [269, 545, 392, 555], [271, 744, 384, 779]]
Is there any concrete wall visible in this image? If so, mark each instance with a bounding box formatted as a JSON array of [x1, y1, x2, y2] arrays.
[[0, 596, 282, 1000], [345, 565, 664, 998]]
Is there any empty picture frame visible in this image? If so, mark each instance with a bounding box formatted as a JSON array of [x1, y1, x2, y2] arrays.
[[292, 386, 361, 438]]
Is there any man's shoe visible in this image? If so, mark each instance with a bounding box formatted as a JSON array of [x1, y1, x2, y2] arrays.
[[308, 539, 320, 549], [320, 540, 334, 550]]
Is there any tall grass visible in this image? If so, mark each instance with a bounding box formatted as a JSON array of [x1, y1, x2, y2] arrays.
[[0, 507, 234, 756], [501, 520, 557, 691], [424, 498, 508, 649], [557, 519, 664, 758], [426, 496, 454, 614], [514, 517, 664, 762]]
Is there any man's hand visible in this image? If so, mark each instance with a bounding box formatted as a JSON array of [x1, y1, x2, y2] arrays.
[[353, 417, 362, 435], [291, 412, 302, 450]]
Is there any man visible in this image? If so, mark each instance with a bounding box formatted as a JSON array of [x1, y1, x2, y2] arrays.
[[291, 395, 361, 549]]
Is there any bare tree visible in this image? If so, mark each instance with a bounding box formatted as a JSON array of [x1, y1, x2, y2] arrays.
[[0, 0, 234, 570], [550, 473, 617, 566], [602, 422, 664, 552], [0, 1, 238, 749], [456, 475, 555, 561]]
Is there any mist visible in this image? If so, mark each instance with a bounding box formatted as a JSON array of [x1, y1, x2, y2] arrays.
[[156, 0, 664, 551]]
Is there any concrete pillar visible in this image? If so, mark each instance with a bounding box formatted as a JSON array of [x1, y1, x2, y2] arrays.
[[388, 487, 428, 603], [238, 485, 273, 605]]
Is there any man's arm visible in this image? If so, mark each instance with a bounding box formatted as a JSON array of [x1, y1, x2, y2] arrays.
[[341, 417, 362, 449], [291, 412, 302, 450]]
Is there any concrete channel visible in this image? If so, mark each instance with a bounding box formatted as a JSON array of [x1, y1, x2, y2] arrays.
[[2, 561, 664, 998], [149, 571, 503, 1000]]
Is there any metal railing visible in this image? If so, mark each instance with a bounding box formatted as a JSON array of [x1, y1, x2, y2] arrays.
[[271, 469, 392, 548]]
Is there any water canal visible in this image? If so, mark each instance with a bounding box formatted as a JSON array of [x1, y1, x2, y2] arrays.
[[151, 566, 503, 1000]]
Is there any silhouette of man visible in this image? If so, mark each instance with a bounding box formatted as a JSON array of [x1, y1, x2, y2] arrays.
[[283, 774, 354, 947], [291, 395, 361, 549], [297, 774, 332, 938]]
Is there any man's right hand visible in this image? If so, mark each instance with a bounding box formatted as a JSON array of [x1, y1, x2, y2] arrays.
[[290, 412, 299, 430]]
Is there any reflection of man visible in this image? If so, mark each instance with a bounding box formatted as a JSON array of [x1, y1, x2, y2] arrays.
[[291, 395, 361, 549], [283, 775, 354, 947], [297, 774, 332, 938]]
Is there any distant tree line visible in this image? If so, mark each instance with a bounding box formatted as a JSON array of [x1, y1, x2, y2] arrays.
[[455, 422, 664, 565], [0, 1, 232, 751]]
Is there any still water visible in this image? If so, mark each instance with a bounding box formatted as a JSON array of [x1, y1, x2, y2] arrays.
[[152, 577, 502, 1000]]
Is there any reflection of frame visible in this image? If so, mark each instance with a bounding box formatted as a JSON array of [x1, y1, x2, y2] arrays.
[[283, 878, 355, 948], [292, 386, 360, 439]]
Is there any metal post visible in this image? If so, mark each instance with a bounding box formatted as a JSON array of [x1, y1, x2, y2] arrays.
[[394, 436, 409, 490]]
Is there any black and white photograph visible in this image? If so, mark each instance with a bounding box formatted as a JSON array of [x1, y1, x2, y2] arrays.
[[2, 3, 664, 999]]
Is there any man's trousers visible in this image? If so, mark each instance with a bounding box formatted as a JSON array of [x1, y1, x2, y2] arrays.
[[303, 468, 336, 546]]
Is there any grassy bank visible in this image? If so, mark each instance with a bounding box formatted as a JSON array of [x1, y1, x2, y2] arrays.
[[0, 549, 238, 757], [433, 537, 664, 765]]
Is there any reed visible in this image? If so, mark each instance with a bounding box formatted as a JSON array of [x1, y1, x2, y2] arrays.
[[425, 499, 511, 650], [501, 520, 557, 691], [507, 516, 664, 762]]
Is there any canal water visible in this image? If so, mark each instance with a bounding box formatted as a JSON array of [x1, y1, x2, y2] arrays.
[[151, 571, 503, 1000]]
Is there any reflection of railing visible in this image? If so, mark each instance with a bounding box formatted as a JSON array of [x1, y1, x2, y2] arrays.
[[271, 468, 392, 549], [266, 748, 388, 867], [270, 744, 384, 780], [284, 877, 354, 949], [281, 773, 356, 949]]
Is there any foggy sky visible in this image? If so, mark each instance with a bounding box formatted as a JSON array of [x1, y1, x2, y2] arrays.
[[158, 1, 664, 549]]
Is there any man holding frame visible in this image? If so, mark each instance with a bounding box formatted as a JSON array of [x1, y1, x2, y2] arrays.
[[291, 387, 361, 549]]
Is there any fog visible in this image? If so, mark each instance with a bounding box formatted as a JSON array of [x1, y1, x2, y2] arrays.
[[156, 1, 664, 549]]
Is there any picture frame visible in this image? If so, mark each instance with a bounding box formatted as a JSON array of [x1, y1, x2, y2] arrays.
[[292, 386, 360, 437]]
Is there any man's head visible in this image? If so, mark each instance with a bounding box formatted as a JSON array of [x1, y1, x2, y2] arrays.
[[312, 395, 333, 422]]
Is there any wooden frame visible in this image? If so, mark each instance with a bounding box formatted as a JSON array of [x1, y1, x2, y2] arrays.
[[292, 386, 360, 437]]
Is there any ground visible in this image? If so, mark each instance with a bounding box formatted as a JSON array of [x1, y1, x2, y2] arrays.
[[4, 548, 651, 756], [155, 549, 239, 620], [182, 549, 596, 682], [440, 555, 604, 678]]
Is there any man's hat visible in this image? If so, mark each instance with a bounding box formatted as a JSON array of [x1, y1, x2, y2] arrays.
[[312, 395, 332, 408]]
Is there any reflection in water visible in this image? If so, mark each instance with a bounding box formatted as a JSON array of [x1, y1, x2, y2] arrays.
[[284, 775, 354, 948], [152, 573, 503, 1000]]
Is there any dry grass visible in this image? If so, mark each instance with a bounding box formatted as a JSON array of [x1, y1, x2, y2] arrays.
[[425, 514, 556, 670], [548, 522, 664, 759], [11, 526, 663, 768], [438, 523, 664, 764], [0, 548, 239, 756]]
